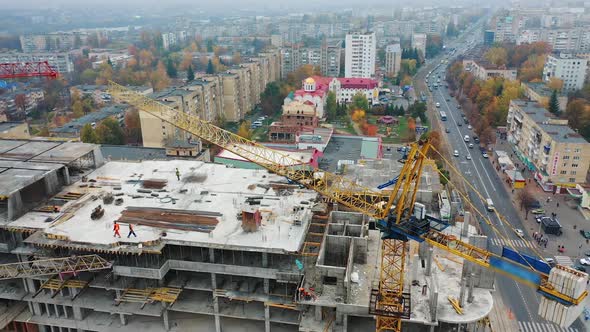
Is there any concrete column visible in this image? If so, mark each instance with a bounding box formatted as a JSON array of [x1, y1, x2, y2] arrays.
[[342, 314, 348, 332], [429, 325, 436, 332], [264, 305, 270, 332], [162, 308, 170, 331], [7, 193, 23, 221], [263, 278, 270, 294], [73, 306, 83, 320], [63, 167, 71, 185], [115, 289, 121, 301], [332, 202, 338, 211], [209, 248, 215, 263], [54, 304, 60, 318], [70, 287, 78, 299], [468, 272, 475, 303], [62, 305, 68, 318], [119, 313, 127, 325], [461, 212, 471, 237], [213, 296, 221, 332], [459, 277, 467, 307], [430, 285, 438, 322], [25, 278, 37, 293], [425, 246, 433, 276], [262, 252, 268, 268], [314, 305, 322, 321]]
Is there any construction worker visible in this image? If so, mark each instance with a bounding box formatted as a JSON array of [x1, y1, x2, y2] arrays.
[[113, 222, 121, 238], [175, 168, 181, 181], [127, 224, 137, 238]]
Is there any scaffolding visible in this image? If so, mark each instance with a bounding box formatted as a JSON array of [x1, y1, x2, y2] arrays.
[[0, 255, 111, 280]]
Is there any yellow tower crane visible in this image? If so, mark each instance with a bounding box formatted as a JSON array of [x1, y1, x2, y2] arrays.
[[108, 81, 587, 332]]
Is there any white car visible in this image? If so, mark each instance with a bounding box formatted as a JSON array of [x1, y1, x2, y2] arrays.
[[580, 258, 590, 266], [467, 125, 472, 130], [466, 154, 472, 160], [453, 150, 459, 157], [515, 229, 524, 237], [468, 143, 474, 149], [482, 153, 489, 159]]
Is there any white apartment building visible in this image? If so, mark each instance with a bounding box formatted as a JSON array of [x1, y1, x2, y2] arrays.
[[162, 32, 177, 50], [543, 53, 588, 92], [517, 28, 590, 51], [345, 32, 376, 78], [385, 44, 402, 77], [411, 33, 427, 57], [0, 52, 74, 73]]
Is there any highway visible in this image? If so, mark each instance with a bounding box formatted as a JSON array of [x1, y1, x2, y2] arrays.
[[412, 17, 585, 332]]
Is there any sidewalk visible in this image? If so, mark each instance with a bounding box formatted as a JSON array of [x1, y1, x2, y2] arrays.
[[492, 138, 590, 261]]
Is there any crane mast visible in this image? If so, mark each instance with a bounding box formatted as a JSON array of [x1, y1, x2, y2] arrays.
[[108, 81, 588, 332]]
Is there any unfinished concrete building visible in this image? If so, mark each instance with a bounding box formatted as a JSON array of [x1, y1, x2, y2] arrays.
[[0, 138, 495, 332]]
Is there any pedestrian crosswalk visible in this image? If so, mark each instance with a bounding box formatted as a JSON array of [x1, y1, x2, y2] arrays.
[[489, 237, 533, 248], [518, 321, 578, 332]]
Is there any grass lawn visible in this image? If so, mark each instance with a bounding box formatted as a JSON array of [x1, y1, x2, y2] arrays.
[[368, 115, 410, 144]]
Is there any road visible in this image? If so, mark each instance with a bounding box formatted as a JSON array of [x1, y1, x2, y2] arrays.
[[412, 19, 585, 332]]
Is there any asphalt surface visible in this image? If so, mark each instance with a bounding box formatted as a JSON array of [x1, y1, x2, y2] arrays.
[[412, 21, 586, 331]]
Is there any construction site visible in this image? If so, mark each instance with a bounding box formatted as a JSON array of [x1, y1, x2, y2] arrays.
[[0, 81, 585, 332]]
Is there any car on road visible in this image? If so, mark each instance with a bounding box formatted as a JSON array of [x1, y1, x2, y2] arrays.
[[482, 153, 489, 158], [445, 128, 450, 133], [436, 102, 441, 108], [457, 122, 462, 126], [467, 125, 473, 130], [457, 105, 461, 109], [545, 258, 556, 267], [573, 264, 587, 272], [453, 150, 459, 157], [515, 229, 524, 237], [466, 154, 471, 160], [535, 215, 545, 223], [580, 230, 590, 239], [468, 143, 474, 149], [446, 98, 450, 101], [531, 208, 545, 214], [464, 135, 470, 142], [528, 200, 542, 209], [580, 258, 590, 266]]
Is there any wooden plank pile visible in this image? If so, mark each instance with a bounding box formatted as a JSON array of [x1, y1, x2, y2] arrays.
[[117, 207, 220, 232], [142, 178, 168, 189]]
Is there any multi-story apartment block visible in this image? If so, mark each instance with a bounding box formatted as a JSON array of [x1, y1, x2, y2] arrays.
[[345, 32, 376, 78], [139, 88, 202, 153], [19, 33, 84, 53], [517, 28, 590, 51], [385, 44, 402, 78], [162, 33, 177, 50], [70, 85, 110, 105], [0, 88, 45, 119], [462, 59, 518, 81], [507, 100, 590, 190], [543, 53, 588, 92], [492, 14, 520, 43], [411, 33, 427, 58], [0, 52, 74, 74], [521, 82, 568, 113], [280, 41, 342, 79], [220, 73, 242, 122]]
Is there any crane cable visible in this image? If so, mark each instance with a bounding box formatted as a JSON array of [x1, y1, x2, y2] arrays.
[[420, 145, 549, 271]]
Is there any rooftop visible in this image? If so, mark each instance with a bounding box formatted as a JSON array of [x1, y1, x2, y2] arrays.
[[72, 85, 107, 92], [319, 135, 381, 172], [0, 139, 97, 164], [511, 100, 587, 144], [9, 160, 318, 253], [524, 82, 566, 97], [51, 104, 128, 134]]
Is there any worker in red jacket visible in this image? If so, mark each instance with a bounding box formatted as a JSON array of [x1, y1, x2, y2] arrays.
[[113, 222, 121, 238]]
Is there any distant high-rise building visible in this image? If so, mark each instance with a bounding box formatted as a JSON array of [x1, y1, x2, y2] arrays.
[[19, 33, 83, 53], [280, 41, 342, 78], [484, 30, 495, 46], [543, 53, 588, 92], [411, 33, 427, 57], [345, 32, 376, 78], [385, 44, 402, 77], [162, 33, 177, 50]]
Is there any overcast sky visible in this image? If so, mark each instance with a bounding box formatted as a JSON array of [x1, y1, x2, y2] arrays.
[[5, 0, 449, 11]]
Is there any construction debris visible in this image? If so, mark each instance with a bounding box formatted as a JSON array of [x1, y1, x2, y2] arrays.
[[103, 193, 114, 205], [142, 178, 168, 189], [90, 205, 104, 220], [241, 210, 261, 232]]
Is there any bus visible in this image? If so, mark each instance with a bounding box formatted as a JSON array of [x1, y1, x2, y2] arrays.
[[440, 111, 447, 121]]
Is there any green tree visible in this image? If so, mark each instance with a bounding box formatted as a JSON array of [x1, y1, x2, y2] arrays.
[[82, 97, 94, 114], [187, 64, 195, 82], [326, 91, 337, 120], [80, 124, 98, 143], [72, 100, 84, 118], [548, 90, 560, 115], [206, 59, 215, 74], [95, 118, 125, 145], [166, 59, 178, 78], [237, 121, 253, 139], [350, 92, 369, 112]]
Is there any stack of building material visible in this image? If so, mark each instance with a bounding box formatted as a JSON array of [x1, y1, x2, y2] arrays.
[[142, 178, 168, 189], [538, 265, 588, 327], [117, 207, 219, 233]]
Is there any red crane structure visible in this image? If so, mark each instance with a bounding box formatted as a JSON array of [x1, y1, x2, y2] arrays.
[[0, 61, 59, 79]]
